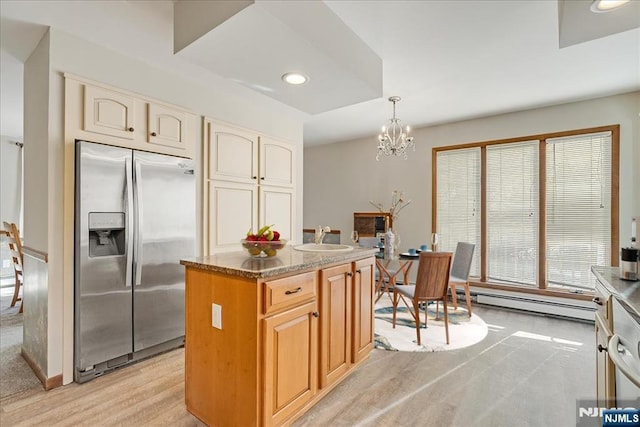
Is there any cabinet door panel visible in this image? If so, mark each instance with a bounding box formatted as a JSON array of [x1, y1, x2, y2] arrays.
[[209, 182, 258, 251], [84, 85, 135, 140], [147, 103, 187, 150], [264, 301, 318, 427], [259, 187, 294, 242], [209, 123, 258, 184], [352, 258, 375, 362], [319, 264, 352, 388], [595, 313, 615, 408], [260, 137, 294, 187]]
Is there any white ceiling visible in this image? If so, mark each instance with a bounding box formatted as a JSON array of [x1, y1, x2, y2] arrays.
[[1, 0, 639, 146]]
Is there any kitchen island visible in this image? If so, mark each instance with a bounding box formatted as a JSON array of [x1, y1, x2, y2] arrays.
[[180, 246, 378, 427], [591, 266, 640, 408]]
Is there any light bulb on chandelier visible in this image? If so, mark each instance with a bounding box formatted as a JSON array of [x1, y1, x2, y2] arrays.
[[376, 96, 415, 161]]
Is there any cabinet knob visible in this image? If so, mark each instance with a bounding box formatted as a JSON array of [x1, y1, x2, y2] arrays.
[[356, 269, 362, 274], [260, 177, 265, 180], [597, 344, 608, 353], [347, 272, 353, 277], [150, 131, 157, 137], [592, 297, 603, 306], [128, 127, 134, 132], [312, 312, 319, 318], [252, 176, 257, 180], [285, 287, 302, 295]]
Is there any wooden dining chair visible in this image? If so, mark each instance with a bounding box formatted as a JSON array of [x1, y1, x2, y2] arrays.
[[449, 242, 475, 317], [3, 221, 24, 313], [392, 251, 453, 345]]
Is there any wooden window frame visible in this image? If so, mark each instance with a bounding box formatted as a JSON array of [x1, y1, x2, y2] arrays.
[[432, 125, 620, 299]]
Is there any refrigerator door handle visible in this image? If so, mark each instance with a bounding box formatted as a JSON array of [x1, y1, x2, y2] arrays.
[[134, 160, 143, 286], [125, 158, 134, 288]]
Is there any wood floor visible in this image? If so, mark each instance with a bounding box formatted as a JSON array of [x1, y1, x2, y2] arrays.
[[0, 305, 594, 427]]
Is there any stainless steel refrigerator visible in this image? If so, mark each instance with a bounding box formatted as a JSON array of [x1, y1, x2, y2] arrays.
[[74, 140, 195, 383]]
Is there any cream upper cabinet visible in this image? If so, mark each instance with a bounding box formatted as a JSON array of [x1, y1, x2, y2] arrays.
[[67, 75, 194, 158], [83, 85, 136, 140], [207, 121, 294, 188], [147, 103, 188, 150], [208, 181, 258, 252], [204, 118, 297, 254], [259, 136, 294, 188], [208, 122, 259, 184], [259, 186, 295, 242]]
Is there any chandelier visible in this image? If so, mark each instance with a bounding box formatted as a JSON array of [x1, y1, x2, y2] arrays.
[[376, 96, 415, 160]]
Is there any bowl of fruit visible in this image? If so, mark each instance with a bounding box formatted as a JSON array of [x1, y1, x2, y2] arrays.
[[242, 225, 286, 258]]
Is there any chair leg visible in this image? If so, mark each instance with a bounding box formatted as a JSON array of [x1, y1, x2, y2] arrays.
[[443, 299, 450, 345], [386, 278, 396, 304], [10, 272, 20, 307], [424, 301, 429, 329], [449, 283, 458, 310], [375, 275, 385, 303], [413, 300, 421, 346], [464, 282, 472, 317], [392, 290, 398, 329]]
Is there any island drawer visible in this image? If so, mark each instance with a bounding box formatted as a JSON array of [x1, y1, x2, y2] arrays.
[[264, 271, 317, 315]]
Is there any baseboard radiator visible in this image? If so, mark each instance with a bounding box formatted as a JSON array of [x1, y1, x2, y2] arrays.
[[455, 289, 596, 322]]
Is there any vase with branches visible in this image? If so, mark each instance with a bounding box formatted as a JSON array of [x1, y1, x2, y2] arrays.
[[369, 189, 412, 226], [369, 190, 411, 254]]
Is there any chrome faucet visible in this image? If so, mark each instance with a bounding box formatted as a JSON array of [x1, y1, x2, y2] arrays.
[[314, 226, 331, 244]]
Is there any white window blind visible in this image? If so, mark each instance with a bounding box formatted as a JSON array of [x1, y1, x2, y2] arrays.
[[487, 141, 539, 286], [546, 132, 612, 289], [436, 148, 481, 276]]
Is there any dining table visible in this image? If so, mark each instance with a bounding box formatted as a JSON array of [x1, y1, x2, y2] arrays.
[[374, 250, 425, 303]]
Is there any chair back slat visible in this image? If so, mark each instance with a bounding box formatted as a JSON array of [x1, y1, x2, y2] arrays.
[[414, 252, 453, 299], [3, 221, 23, 268], [3, 221, 24, 311], [451, 242, 475, 280]]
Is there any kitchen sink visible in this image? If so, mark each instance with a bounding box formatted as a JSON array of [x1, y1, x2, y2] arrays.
[[293, 243, 354, 252]]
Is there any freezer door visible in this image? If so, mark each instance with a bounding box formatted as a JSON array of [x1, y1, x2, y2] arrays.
[[75, 141, 133, 370], [133, 151, 195, 351]]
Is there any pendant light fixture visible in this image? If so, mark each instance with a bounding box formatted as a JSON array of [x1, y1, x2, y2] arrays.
[[376, 96, 415, 160]]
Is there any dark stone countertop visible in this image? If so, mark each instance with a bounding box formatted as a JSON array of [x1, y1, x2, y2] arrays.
[[181, 246, 379, 279]]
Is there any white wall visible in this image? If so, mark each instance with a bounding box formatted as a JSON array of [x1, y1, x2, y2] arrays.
[[304, 92, 640, 251], [22, 29, 51, 375], [0, 136, 23, 226], [22, 27, 306, 384], [0, 135, 23, 277]]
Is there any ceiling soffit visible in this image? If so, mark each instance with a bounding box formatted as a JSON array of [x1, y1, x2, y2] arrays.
[[173, 0, 382, 114], [558, 0, 640, 48]]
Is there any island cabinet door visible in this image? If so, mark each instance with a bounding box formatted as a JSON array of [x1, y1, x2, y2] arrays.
[[352, 257, 375, 363], [595, 313, 615, 407], [319, 263, 353, 389], [263, 301, 318, 427]]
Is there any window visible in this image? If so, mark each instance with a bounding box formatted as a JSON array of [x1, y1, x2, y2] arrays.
[[433, 126, 618, 294], [435, 147, 481, 276], [546, 132, 612, 290], [486, 141, 539, 286]]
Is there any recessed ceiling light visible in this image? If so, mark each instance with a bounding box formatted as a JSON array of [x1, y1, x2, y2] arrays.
[[281, 72, 308, 85], [590, 0, 631, 13]]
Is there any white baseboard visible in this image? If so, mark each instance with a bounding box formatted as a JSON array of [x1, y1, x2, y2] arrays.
[[467, 289, 595, 322]]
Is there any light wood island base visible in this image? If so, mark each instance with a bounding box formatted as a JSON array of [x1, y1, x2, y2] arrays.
[[181, 248, 377, 427]]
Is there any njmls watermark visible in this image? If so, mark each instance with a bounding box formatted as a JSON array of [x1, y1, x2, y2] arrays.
[[577, 400, 640, 427]]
